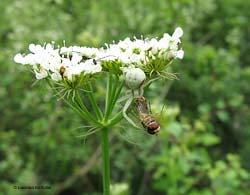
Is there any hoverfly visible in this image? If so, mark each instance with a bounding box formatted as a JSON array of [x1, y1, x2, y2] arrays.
[[134, 96, 160, 135]]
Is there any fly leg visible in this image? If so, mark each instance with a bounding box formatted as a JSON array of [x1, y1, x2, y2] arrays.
[[122, 96, 140, 128]]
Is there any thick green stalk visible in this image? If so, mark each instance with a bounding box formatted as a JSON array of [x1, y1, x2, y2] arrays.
[[49, 74, 124, 195], [101, 127, 110, 195]]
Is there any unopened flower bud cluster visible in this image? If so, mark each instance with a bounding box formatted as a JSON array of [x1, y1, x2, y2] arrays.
[[14, 27, 184, 82]]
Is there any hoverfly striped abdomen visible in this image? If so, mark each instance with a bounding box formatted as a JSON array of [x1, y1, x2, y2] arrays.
[[134, 96, 160, 135]]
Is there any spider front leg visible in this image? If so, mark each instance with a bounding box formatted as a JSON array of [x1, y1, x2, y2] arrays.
[[122, 95, 140, 128], [138, 86, 144, 96]]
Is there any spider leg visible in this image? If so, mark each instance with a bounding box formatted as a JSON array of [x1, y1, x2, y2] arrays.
[[138, 87, 144, 96], [148, 99, 152, 113], [117, 94, 131, 104], [122, 96, 140, 128]]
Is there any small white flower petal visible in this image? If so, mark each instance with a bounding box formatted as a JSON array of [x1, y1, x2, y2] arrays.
[[25, 54, 37, 65], [45, 43, 54, 50], [71, 53, 82, 64], [172, 27, 183, 39], [69, 65, 84, 75], [29, 44, 36, 53], [51, 72, 62, 81], [80, 59, 102, 74], [176, 50, 184, 59], [35, 69, 48, 79], [29, 44, 43, 53], [14, 53, 25, 64]]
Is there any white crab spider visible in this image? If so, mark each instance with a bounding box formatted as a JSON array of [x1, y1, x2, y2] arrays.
[[121, 67, 146, 128], [122, 88, 145, 128]]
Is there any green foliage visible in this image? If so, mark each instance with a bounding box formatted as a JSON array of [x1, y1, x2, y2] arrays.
[[1, 0, 250, 195]]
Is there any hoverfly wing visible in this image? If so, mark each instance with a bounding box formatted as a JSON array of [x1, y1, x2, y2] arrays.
[[134, 96, 160, 135]]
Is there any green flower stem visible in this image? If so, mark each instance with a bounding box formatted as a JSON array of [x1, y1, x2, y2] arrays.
[[85, 82, 103, 120], [107, 112, 123, 127], [108, 75, 119, 104], [74, 91, 102, 126], [106, 79, 125, 119], [104, 75, 125, 120], [101, 127, 110, 195], [104, 73, 113, 119], [46, 80, 98, 125], [64, 98, 89, 119], [54, 91, 101, 126], [71, 100, 101, 126], [48, 75, 125, 195], [100, 73, 124, 195]]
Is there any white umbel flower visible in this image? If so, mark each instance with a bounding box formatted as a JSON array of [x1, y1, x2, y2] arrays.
[[14, 43, 103, 82], [14, 27, 184, 82]]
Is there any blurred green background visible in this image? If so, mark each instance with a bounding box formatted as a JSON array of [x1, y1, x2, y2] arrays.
[[1, 0, 250, 194]]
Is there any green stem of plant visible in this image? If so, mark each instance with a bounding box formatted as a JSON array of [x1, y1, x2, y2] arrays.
[[74, 91, 102, 126], [48, 75, 124, 195], [104, 73, 113, 119], [104, 74, 125, 120], [86, 82, 103, 120], [107, 112, 124, 127], [101, 127, 110, 195], [106, 76, 124, 119], [48, 86, 102, 127]]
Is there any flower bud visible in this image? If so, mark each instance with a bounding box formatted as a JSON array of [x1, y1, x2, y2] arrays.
[[125, 67, 146, 90]]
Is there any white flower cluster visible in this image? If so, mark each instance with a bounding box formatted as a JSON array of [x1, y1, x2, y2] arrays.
[[14, 44, 102, 81], [14, 27, 184, 82], [105, 27, 184, 67]]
